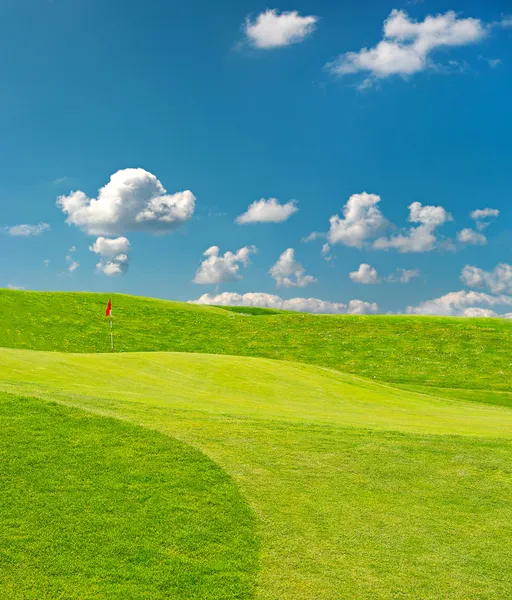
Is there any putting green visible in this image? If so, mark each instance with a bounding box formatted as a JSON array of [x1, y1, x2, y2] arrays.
[[1, 347, 512, 598], [0, 348, 511, 438]]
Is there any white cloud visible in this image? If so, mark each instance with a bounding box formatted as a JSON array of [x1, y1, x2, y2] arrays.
[[89, 236, 131, 276], [407, 290, 512, 316], [4, 223, 50, 236], [463, 307, 499, 318], [43, 259, 50, 267], [57, 168, 195, 236], [191, 292, 378, 315], [7, 284, 24, 290], [457, 228, 487, 245], [488, 58, 502, 69], [270, 248, 316, 288], [236, 198, 298, 224], [67, 260, 80, 273], [245, 9, 318, 49], [350, 263, 379, 284], [498, 15, 512, 28], [302, 231, 324, 243], [328, 192, 388, 248], [470, 207, 499, 230], [327, 9, 486, 85], [460, 263, 512, 294], [321, 243, 333, 262], [388, 268, 420, 283], [194, 245, 256, 285], [350, 264, 420, 284], [374, 201, 452, 253]]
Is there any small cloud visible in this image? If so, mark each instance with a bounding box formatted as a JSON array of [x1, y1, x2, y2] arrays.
[[328, 192, 388, 248], [236, 198, 298, 224], [53, 176, 69, 185], [3, 223, 50, 237], [244, 9, 318, 49], [470, 208, 499, 230], [89, 236, 131, 276], [270, 248, 316, 288], [7, 284, 24, 290], [43, 259, 50, 267], [350, 263, 379, 284], [461, 263, 512, 294], [488, 58, 502, 69], [302, 231, 324, 243], [321, 243, 333, 262], [457, 228, 487, 245], [374, 202, 452, 253], [392, 268, 420, 283], [194, 245, 256, 285]]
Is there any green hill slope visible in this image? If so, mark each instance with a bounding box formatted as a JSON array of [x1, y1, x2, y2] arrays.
[[1, 289, 511, 400]]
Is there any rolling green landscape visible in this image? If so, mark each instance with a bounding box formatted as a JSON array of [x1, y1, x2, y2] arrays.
[[1, 289, 511, 599]]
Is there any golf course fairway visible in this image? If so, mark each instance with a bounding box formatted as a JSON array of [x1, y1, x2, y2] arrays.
[[1, 290, 511, 599]]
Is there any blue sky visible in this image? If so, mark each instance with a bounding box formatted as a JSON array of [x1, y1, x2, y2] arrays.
[[0, 0, 511, 315]]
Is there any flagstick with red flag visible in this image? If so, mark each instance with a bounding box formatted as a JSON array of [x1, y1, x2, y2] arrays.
[[105, 299, 114, 352]]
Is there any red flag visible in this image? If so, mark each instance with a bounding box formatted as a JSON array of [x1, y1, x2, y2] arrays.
[[105, 299, 112, 317]]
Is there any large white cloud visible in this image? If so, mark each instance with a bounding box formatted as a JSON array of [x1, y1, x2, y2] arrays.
[[191, 292, 378, 315], [327, 9, 486, 86], [245, 9, 318, 49], [374, 201, 451, 253], [235, 198, 298, 224], [460, 263, 512, 294], [407, 290, 512, 316], [89, 236, 131, 276], [470, 208, 499, 230], [57, 168, 195, 236], [350, 263, 379, 284], [269, 248, 316, 288], [4, 223, 50, 236], [194, 245, 256, 285], [327, 192, 388, 248]]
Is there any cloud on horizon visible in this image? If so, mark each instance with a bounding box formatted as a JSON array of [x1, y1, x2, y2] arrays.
[[191, 292, 378, 315]]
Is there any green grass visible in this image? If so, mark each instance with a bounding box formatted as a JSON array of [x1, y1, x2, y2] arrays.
[[1, 289, 511, 400], [1, 289, 512, 599], [0, 393, 258, 600]]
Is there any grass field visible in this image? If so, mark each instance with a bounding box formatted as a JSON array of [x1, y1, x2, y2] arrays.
[[1, 289, 511, 599]]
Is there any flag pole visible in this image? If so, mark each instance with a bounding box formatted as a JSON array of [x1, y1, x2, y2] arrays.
[[106, 298, 114, 352], [110, 314, 114, 352]]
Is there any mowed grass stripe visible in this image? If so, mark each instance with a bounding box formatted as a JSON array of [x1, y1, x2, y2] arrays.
[[0, 393, 258, 600], [1, 348, 511, 438]]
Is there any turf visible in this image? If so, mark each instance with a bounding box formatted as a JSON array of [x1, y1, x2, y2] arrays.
[[1, 289, 512, 599], [1, 349, 512, 599], [0, 393, 258, 600], [1, 289, 511, 400]]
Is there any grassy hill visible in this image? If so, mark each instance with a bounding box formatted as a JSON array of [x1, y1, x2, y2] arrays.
[[1, 289, 512, 599], [1, 289, 511, 399]]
